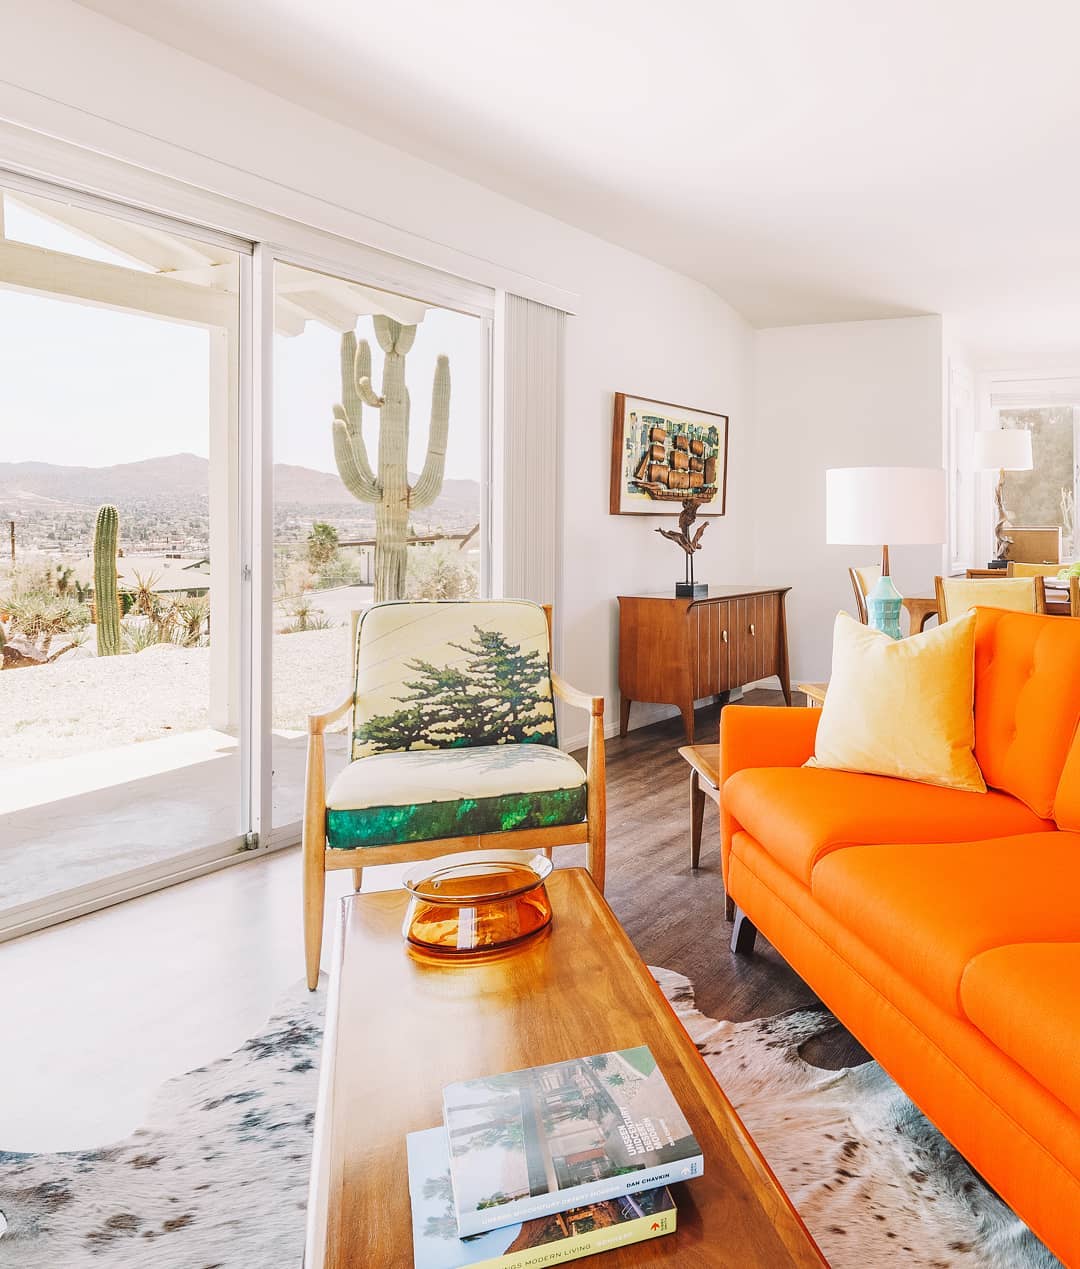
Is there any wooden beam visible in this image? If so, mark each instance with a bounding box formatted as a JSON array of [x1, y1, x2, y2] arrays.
[[0, 238, 236, 330]]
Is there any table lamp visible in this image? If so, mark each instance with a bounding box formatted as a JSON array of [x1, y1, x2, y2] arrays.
[[826, 466, 947, 639], [972, 428, 1033, 563]]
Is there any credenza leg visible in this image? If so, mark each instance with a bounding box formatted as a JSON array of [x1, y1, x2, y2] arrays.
[[731, 907, 758, 955], [619, 696, 631, 737], [680, 701, 695, 743]]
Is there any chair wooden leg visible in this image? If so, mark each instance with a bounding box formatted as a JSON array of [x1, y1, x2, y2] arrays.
[[304, 841, 326, 991], [724, 894, 735, 922], [303, 729, 327, 991], [585, 702, 607, 894], [730, 906, 757, 955], [352, 868, 363, 891], [689, 769, 706, 869]]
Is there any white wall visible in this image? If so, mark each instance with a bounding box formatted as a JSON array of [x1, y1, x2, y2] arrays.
[[0, 0, 754, 743], [753, 316, 945, 681]]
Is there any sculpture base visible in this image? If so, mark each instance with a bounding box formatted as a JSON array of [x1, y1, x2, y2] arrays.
[[676, 582, 709, 598], [985, 558, 1008, 570]]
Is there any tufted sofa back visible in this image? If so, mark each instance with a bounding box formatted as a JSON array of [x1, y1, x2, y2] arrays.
[[973, 608, 1080, 820]]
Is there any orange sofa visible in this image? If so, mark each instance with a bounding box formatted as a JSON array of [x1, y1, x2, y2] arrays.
[[719, 608, 1080, 1267]]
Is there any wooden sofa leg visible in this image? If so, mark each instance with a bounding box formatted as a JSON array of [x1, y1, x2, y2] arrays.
[[724, 894, 735, 923], [730, 907, 757, 955]]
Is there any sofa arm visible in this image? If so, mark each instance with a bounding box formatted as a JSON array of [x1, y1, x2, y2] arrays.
[[719, 705, 821, 882]]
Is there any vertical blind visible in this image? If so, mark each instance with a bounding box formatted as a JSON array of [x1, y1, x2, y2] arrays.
[[501, 293, 565, 617]]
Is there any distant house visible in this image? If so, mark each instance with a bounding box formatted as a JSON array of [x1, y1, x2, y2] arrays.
[[75, 553, 212, 599]]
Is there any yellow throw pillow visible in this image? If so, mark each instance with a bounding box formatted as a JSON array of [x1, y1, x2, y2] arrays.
[[808, 611, 986, 793]]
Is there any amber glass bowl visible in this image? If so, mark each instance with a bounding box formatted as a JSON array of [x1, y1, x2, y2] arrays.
[[401, 850, 554, 956]]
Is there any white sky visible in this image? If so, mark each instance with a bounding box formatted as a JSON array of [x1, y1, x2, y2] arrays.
[[0, 198, 483, 481]]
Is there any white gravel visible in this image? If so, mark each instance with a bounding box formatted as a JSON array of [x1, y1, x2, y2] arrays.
[[0, 628, 351, 764]]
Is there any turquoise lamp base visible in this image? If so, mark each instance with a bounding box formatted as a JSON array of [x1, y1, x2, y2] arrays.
[[867, 573, 903, 640]]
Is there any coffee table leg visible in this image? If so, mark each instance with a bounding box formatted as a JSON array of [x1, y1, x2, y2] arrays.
[[690, 769, 705, 869]]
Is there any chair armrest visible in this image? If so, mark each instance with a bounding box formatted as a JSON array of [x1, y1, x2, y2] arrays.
[[307, 690, 355, 736], [719, 705, 821, 883], [551, 671, 603, 717]]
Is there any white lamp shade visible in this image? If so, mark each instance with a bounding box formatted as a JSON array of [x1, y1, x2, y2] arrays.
[[826, 466, 947, 546], [972, 429, 1032, 471]]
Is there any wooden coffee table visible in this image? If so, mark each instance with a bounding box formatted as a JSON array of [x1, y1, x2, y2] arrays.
[[305, 868, 826, 1267]]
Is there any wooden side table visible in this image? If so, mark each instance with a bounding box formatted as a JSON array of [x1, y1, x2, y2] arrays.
[[798, 682, 827, 708]]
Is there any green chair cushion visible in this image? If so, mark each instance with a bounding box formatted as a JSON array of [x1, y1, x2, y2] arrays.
[[325, 744, 587, 849]]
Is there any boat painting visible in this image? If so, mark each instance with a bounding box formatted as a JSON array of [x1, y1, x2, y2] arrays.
[[610, 393, 728, 516]]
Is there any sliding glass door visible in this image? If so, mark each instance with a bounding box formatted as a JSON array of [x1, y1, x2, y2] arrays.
[[0, 177, 251, 934], [0, 170, 496, 932]]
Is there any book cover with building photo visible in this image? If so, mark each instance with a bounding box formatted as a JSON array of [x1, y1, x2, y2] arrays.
[[408, 1127, 676, 1269], [443, 1046, 702, 1237]]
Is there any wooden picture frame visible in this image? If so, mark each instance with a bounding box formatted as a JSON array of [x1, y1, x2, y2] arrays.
[[609, 392, 729, 516]]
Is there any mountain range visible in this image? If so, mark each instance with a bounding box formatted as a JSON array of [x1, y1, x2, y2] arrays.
[[0, 453, 481, 518]]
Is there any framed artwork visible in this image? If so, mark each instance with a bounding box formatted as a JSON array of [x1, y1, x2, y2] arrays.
[[609, 392, 729, 516]]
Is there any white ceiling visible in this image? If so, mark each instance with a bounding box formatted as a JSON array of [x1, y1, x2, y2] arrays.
[[78, 0, 1080, 355]]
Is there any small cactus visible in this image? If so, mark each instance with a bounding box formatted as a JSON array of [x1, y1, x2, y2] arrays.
[[94, 504, 121, 657]]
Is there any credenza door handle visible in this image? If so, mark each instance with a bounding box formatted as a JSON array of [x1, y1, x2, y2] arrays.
[[749, 623, 756, 636], [722, 629, 728, 643]]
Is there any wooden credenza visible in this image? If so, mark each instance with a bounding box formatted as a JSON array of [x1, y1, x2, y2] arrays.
[[618, 586, 792, 742]]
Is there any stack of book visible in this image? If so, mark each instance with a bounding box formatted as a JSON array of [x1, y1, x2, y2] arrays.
[[407, 1044, 704, 1268]]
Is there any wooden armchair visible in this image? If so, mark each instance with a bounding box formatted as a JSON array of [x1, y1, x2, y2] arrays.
[[302, 599, 605, 989]]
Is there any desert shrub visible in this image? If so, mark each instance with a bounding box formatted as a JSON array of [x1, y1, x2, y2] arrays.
[[405, 543, 479, 601], [170, 596, 210, 648], [122, 618, 169, 654], [279, 598, 335, 634], [4, 592, 91, 652]]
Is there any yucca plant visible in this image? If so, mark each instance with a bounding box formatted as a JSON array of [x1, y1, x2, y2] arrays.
[[171, 596, 210, 647], [4, 592, 91, 654]]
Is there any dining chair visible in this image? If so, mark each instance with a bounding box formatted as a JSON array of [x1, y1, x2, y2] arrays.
[[1006, 562, 1060, 578], [934, 575, 1046, 623]]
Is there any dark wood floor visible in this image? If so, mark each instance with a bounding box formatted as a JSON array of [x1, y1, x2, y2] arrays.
[[585, 690, 869, 1069]]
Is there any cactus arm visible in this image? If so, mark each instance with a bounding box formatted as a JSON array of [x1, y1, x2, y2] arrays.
[[356, 376, 385, 409], [409, 354, 451, 510], [332, 408, 381, 502], [333, 331, 381, 500], [340, 332, 371, 426]]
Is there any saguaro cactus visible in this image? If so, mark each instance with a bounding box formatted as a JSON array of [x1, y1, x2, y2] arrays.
[[94, 504, 121, 657], [331, 316, 450, 601]]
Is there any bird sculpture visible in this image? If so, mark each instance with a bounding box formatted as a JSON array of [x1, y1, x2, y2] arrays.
[[656, 497, 709, 590]]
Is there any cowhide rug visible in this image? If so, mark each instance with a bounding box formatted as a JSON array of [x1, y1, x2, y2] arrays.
[[0, 969, 1061, 1268]]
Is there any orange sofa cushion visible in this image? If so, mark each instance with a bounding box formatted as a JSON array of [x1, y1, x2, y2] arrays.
[[721, 766, 1050, 886], [1053, 723, 1080, 831], [974, 609, 1080, 817], [961, 943, 1080, 1119], [811, 833, 1080, 1016]]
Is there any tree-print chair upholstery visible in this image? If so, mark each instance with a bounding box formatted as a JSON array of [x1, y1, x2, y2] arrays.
[[302, 599, 606, 989]]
